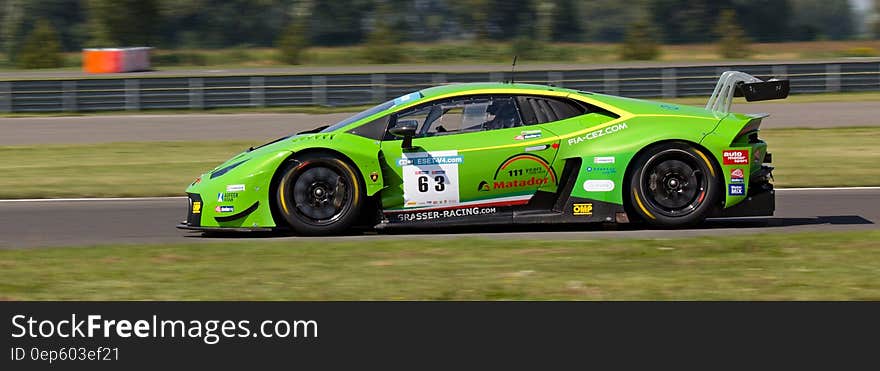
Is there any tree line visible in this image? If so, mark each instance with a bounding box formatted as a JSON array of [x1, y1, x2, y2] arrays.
[[0, 0, 875, 67]]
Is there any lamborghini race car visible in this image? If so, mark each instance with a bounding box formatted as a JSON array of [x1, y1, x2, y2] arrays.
[[178, 71, 787, 235]]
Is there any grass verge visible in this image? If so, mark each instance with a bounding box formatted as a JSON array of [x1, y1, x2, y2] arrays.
[[1, 231, 878, 300], [0, 126, 877, 199], [3, 40, 878, 71]]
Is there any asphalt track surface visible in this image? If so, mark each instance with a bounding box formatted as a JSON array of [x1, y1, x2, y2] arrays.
[[0, 188, 876, 248], [1, 101, 878, 145]]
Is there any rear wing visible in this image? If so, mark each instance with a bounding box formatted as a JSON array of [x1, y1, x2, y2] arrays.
[[706, 71, 790, 113]]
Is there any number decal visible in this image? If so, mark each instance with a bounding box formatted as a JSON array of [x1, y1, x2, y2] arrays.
[[434, 176, 445, 192], [399, 151, 461, 207]]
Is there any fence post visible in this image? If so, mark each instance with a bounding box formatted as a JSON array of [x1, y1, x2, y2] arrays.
[[62, 80, 77, 112], [0, 82, 10, 113], [372, 74, 386, 103], [125, 79, 140, 111], [189, 77, 203, 110], [250, 76, 265, 107], [548, 71, 564, 87], [312, 75, 327, 106], [489, 72, 504, 83], [825, 64, 841, 93], [603, 69, 619, 95], [661, 68, 677, 98], [771, 65, 787, 79]]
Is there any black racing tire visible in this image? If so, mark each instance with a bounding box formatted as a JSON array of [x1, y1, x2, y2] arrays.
[[627, 142, 720, 227], [276, 154, 364, 235]]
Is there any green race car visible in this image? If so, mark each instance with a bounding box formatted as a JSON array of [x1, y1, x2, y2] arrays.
[[178, 71, 787, 235]]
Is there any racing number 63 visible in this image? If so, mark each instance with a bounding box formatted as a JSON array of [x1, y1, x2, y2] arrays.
[[418, 175, 446, 192]]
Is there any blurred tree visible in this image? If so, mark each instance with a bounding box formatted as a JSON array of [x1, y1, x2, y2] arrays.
[[535, 0, 556, 42], [551, 0, 583, 42], [649, 0, 728, 43], [449, 0, 491, 41], [716, 9, 752, 59], [789, 0, 855, 40], [620, 14, 660, 60], [158, 0, 289, 49], [729, 0, 792, 43], [582, 0, 640, 42], [277, 1, 311, 64], [363, 1, 404, 63], [17, 19, 63, 68], [872, 0, 880, 38], [1, 0, 26, 62], [311, 0, 372, 45], [87, 0, 159, 46]]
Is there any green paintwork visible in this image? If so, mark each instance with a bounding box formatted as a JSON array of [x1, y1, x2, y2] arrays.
[[185, 82, 768, 228]]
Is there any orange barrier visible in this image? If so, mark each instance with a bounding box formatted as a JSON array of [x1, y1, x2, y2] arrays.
[[83, 48, 151, 73]]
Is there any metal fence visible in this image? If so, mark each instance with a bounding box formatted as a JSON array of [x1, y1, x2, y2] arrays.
[[1, 61, 878, 113]]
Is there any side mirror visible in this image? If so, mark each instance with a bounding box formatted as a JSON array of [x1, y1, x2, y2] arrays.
[[390, 119, 418, 149]]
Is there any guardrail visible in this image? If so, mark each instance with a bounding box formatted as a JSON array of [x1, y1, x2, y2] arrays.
[[0, 61, 878, 113]]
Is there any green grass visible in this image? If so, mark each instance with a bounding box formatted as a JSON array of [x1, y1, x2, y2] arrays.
[[760, 127, 880, 187], [0, 141, 251, 198], [0, 126, 876, 198], [1, 231, 878, 300]]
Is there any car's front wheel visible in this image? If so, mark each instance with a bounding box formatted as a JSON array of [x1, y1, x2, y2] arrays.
[[628, 142, 720, 227], [276, 154, 363, 235]]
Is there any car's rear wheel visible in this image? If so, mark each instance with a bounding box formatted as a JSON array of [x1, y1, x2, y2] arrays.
[[276, 154, 363, 235], [628, 142, 720, 227]]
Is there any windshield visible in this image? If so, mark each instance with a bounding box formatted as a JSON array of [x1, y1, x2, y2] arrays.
[[320, 92, 422, 133]]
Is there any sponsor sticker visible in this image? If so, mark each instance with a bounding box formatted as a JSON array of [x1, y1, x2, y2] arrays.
[[191, 201, 201, 214], [395, 206, 497, 222], [493, 176, 550, 190], [397, 154, 463, 167], [477, 181, 490, 192], [217, 192, 238, 202], [728, 184, 745, 196], [730, 168, 744, 183], [722, 150, 749, 165], [573, 203, 593, 216], [583, 179, 615, 192], [226, 184, 246, 192], [524, 145, 549, 152], [585, 166, 617, 175], [514, 130, 542, 140], [215, 205, 234, 213], [567, 123, 628, 146], [393, 92, 419, 105], [593, 156, 615, 164]]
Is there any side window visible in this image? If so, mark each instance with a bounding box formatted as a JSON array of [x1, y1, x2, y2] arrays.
[[347, 115, 390, 140], [515, 96, 588, 125], [391, 96, 523, 138]]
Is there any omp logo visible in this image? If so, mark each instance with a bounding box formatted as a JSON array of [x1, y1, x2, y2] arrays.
[[573, 203, 593, 216], [567, 123, 628, 145]]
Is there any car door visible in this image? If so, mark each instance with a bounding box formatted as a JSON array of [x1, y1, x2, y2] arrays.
[[378, 95, 562, 216]]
